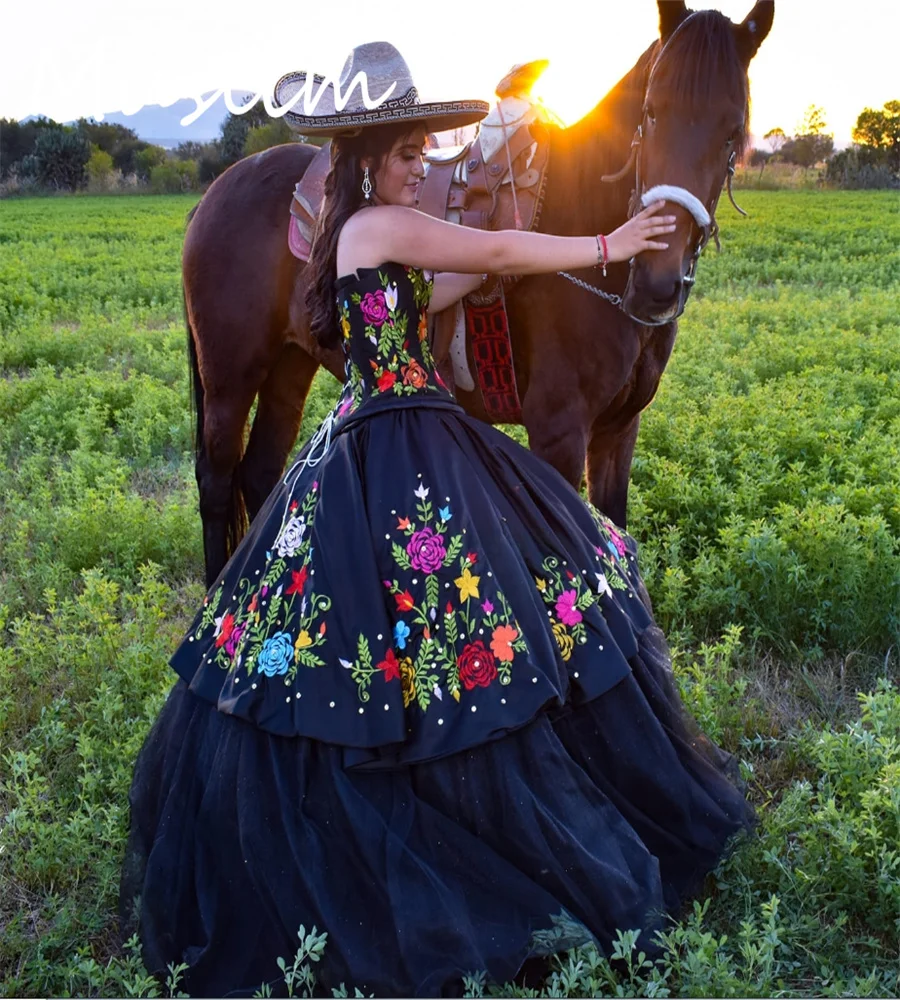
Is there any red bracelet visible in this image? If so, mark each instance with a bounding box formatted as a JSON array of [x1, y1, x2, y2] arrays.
[[596, 233, 609, 277]]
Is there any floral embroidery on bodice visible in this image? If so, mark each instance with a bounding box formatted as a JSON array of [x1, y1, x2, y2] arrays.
[[333, 262, 455, 419]]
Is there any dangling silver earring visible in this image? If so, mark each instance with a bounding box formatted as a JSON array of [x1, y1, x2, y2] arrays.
[[362, 166, 372, 201]]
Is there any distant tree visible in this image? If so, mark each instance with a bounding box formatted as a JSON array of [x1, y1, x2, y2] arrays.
[[764, 127, 786, 156], [86, 145, 115, 188], [112, 137, 153, 177], [150, 159, 199, 193], [0, 115, 61, 180], [782, 105, 834, 168], [244, 118, 295, 156], [747, 147, 771, 179], [852, 100, 900, 171], [219, 94, 280, 164], [797, 105, 829, 138], [134, 145, 168, 182], [32, 126, 91, 191], [173, 140, 210, 162], [75, 118, 139, 155], [827, 145, 900, 189]]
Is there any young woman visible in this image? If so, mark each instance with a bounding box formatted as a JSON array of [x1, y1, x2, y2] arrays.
[[120, 41, 755, 998]]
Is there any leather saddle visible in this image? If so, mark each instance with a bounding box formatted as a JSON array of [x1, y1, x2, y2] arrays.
[[288, 60, 560, 394]]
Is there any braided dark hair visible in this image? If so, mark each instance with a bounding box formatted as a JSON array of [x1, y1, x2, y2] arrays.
[[305, 122, 422, 351]]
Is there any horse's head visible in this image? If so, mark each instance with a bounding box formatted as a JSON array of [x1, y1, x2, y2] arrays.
[[620, 0, 774, 325]]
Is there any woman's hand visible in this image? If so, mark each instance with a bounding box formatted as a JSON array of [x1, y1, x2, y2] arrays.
[[604, 201, 677, 263]]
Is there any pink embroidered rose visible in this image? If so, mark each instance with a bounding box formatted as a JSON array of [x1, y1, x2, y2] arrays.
[[555, 589, 582, 627], [225, 623, 245, 657], [360, 290, 388, 327], [406, 526, 446, 574]]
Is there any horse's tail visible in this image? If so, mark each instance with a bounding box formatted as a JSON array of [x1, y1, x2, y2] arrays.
[[183, 259, 249, 571]]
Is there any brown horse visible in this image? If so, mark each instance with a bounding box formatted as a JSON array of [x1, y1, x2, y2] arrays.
[[183, 0, 774, 586]]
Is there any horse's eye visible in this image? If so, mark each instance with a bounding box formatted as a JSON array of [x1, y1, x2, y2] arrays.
[[645, 105, 656, 125], [725, 128, 742, 147]]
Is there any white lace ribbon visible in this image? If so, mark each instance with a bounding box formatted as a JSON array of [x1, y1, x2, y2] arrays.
[[275, 409, 336, 538]]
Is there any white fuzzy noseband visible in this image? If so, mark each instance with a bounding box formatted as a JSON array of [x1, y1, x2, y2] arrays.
[[641, 185, 710, 229]]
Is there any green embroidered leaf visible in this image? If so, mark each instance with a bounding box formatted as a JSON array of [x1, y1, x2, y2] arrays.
[[575, 588, 595, 611], [445, 610, 458, 645], [443, 534, 463, 567], [263, 558, 286, 588], [199, 585, 224, 630], [296, 649, 326, 668], [265, 595, 283, 627], [392, 542, 412, 570], [358, 633, 373, 670], [426, 574, 440, 611]]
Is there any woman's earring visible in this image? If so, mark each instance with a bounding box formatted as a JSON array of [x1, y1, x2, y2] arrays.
[[362, 166, 372, 201]]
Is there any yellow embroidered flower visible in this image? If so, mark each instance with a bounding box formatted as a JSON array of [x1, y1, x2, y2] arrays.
[[294, 629, 313, 650], [454, 566, 481, 601], [340, 314, 351, 339], [552, 622, 574, 662], [535, 576, 547, 592], [399, 656, 416, 708]]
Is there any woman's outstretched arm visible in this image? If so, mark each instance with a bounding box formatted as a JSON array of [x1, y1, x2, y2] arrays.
[[338, 201, 676, 278]]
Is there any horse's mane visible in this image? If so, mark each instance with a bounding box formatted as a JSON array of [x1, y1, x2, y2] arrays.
[[649, 9, 751, 154]]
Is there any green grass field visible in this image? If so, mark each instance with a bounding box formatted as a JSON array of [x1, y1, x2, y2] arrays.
[[1, 190, 899, 997]]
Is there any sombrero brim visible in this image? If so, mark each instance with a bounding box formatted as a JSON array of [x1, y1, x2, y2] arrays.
[[275, 95, 490, 137]]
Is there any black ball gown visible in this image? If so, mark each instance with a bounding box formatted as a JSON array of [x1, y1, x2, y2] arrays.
[[120, 261, 755, 997]]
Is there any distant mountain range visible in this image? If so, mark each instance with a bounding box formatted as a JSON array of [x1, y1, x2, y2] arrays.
[[21, 90, 259, 149], [19, 96, 846, 154]]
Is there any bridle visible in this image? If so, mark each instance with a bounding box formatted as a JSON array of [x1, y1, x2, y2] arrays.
[[558, 11, 748, 325]]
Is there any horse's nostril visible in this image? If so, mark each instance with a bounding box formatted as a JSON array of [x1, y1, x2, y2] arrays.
[[648, 278, 681, 306]]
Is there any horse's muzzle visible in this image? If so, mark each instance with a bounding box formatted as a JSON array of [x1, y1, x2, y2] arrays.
[[621, 270, 687, 327]]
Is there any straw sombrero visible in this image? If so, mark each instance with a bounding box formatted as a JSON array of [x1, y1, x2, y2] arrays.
[[273, 41, 489, 136]]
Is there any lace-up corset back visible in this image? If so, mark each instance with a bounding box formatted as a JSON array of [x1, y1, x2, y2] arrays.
[[334, 261, 454, 417]]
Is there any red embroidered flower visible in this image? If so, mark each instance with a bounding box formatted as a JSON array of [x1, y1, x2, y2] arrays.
[[285, 565, 308, 595], [395, 589, 415, 612], [378, 649, 401, 682], [215, 612, 236, 648], [457, 641, 498, 691], [377, 370, 397, 393], [466, 552, 478, 564]]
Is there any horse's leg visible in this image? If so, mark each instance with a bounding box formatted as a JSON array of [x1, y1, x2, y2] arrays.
[[585, 414, 642, 529], [522, 385, 592, 492], [239, 345, 321, 519], [197, 385, 258, 587]]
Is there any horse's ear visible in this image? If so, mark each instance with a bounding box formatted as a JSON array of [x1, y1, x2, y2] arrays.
[[734, 0, 774, 63], [658, 0, 688, 40]]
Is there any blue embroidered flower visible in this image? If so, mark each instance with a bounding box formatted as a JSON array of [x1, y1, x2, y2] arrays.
[[257, 632, 294, 676], [394, 620, 411, 650], [438, 505, 452, 522]]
